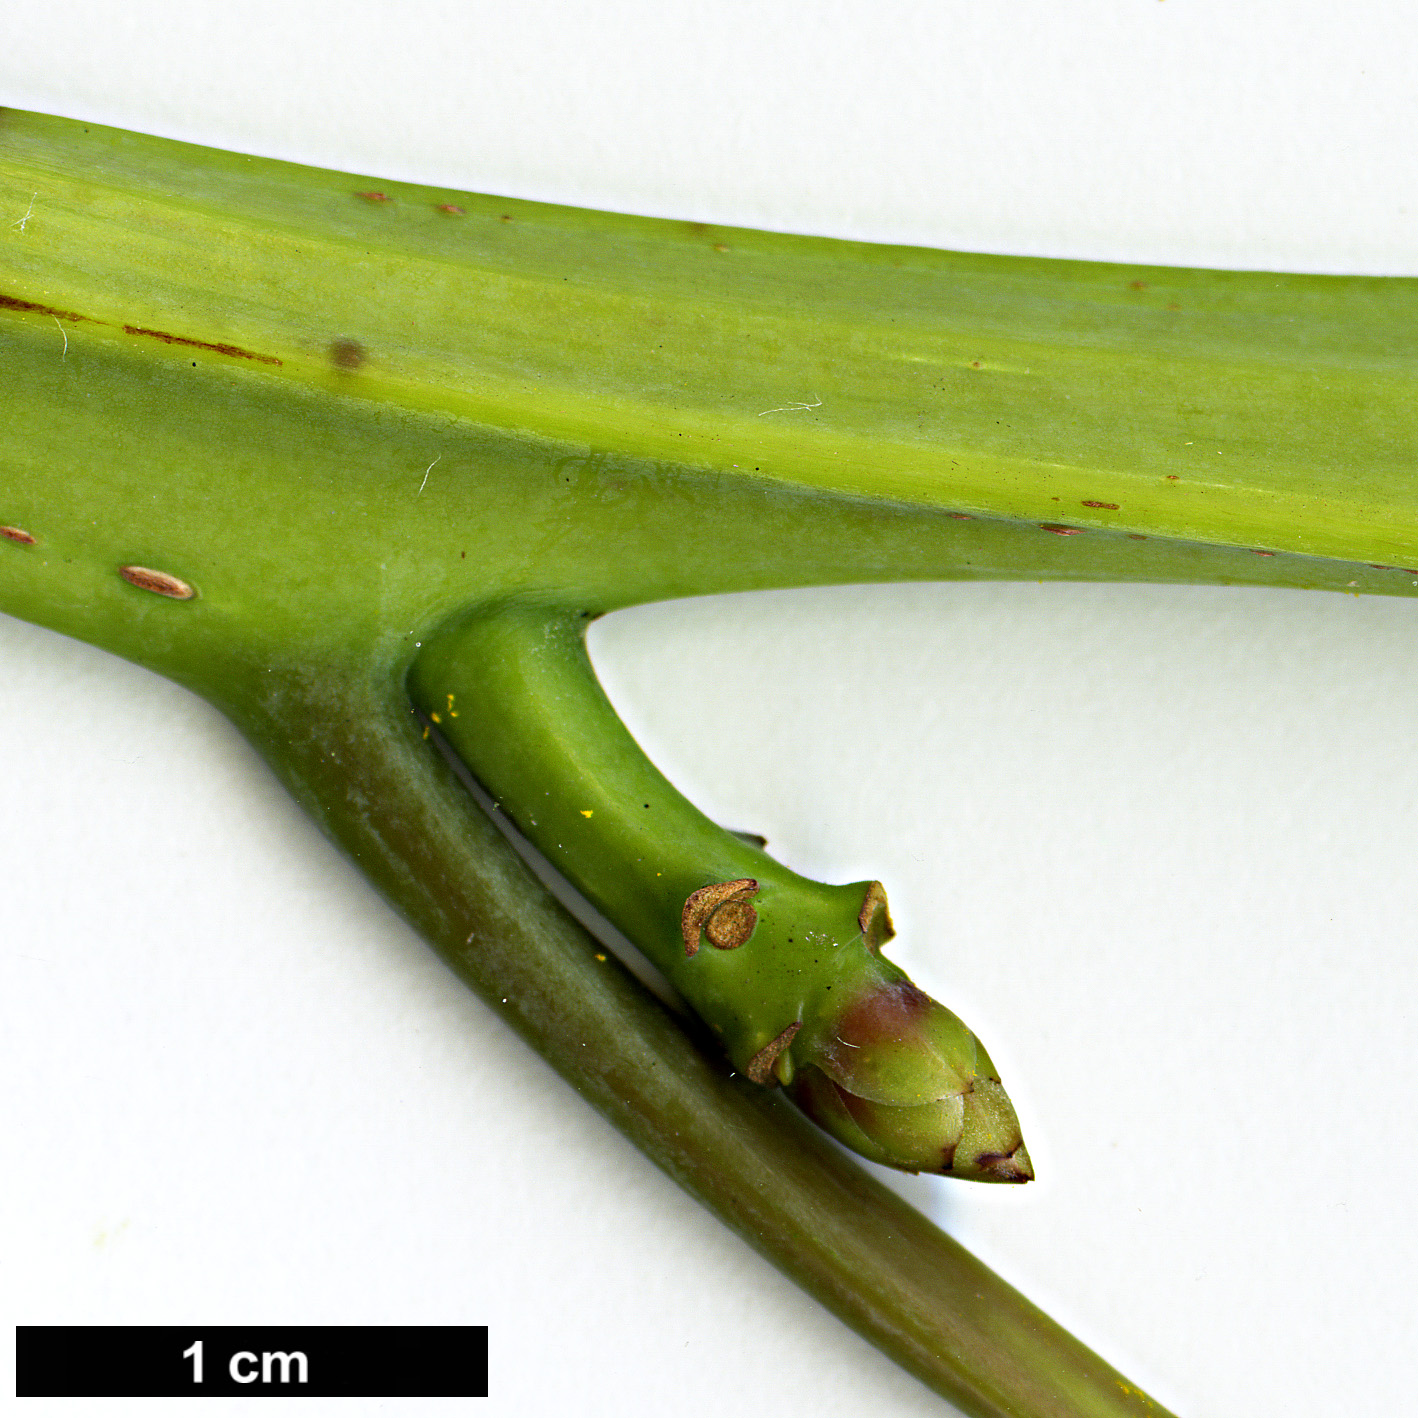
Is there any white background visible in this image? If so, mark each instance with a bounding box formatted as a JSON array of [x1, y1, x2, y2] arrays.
[[4, 4, 1418, 1415]]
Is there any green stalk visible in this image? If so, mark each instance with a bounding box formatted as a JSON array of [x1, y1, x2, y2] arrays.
[[6, 107, 1418, 1414], [409, 603, 1033, 1180]]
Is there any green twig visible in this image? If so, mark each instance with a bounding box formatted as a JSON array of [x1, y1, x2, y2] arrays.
[[7, 106, 1418, 1413]]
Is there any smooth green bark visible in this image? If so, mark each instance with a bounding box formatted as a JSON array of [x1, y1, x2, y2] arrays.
[[408, 604, 1033, 1180], [8, 106, 1418, 1414]]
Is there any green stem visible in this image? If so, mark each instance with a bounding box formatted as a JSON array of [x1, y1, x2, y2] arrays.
[[410, 602, 887, 1073], [8, 106, 1418, 1415], [408, 602, 1034, 1181], [226, 658, 1169, 1418]]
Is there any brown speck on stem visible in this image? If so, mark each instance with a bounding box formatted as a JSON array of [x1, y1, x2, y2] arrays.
[[436, 203, 465, 215], [499, 214, 513, 222], [745, 1023, 801, 1085], [712, 243, 729, 253], [707, 896, 756, 948], [119, 565, 195, 600], [1, 525, 36, 545], [857, 882, 895, 951], [122, 324, 281, 365], [1128, 279, 1149, 291], [330, 338, 366, 371], [0, 293, 91, 323], [358, 191, 391, 204], [948, 512, 974, 520], [682, 879, 759, 956], [1041, 523, 1085, 535], [1165, 474, 1180, 480], [1081, 500, 1119, 510], [1252, 549, 1276, 557]]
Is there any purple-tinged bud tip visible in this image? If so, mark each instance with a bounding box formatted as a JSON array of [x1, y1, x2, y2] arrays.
[[789, 978, 1032, 1181]]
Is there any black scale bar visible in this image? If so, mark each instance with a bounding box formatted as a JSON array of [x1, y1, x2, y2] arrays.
[[15, 1326, 488, 1397]]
